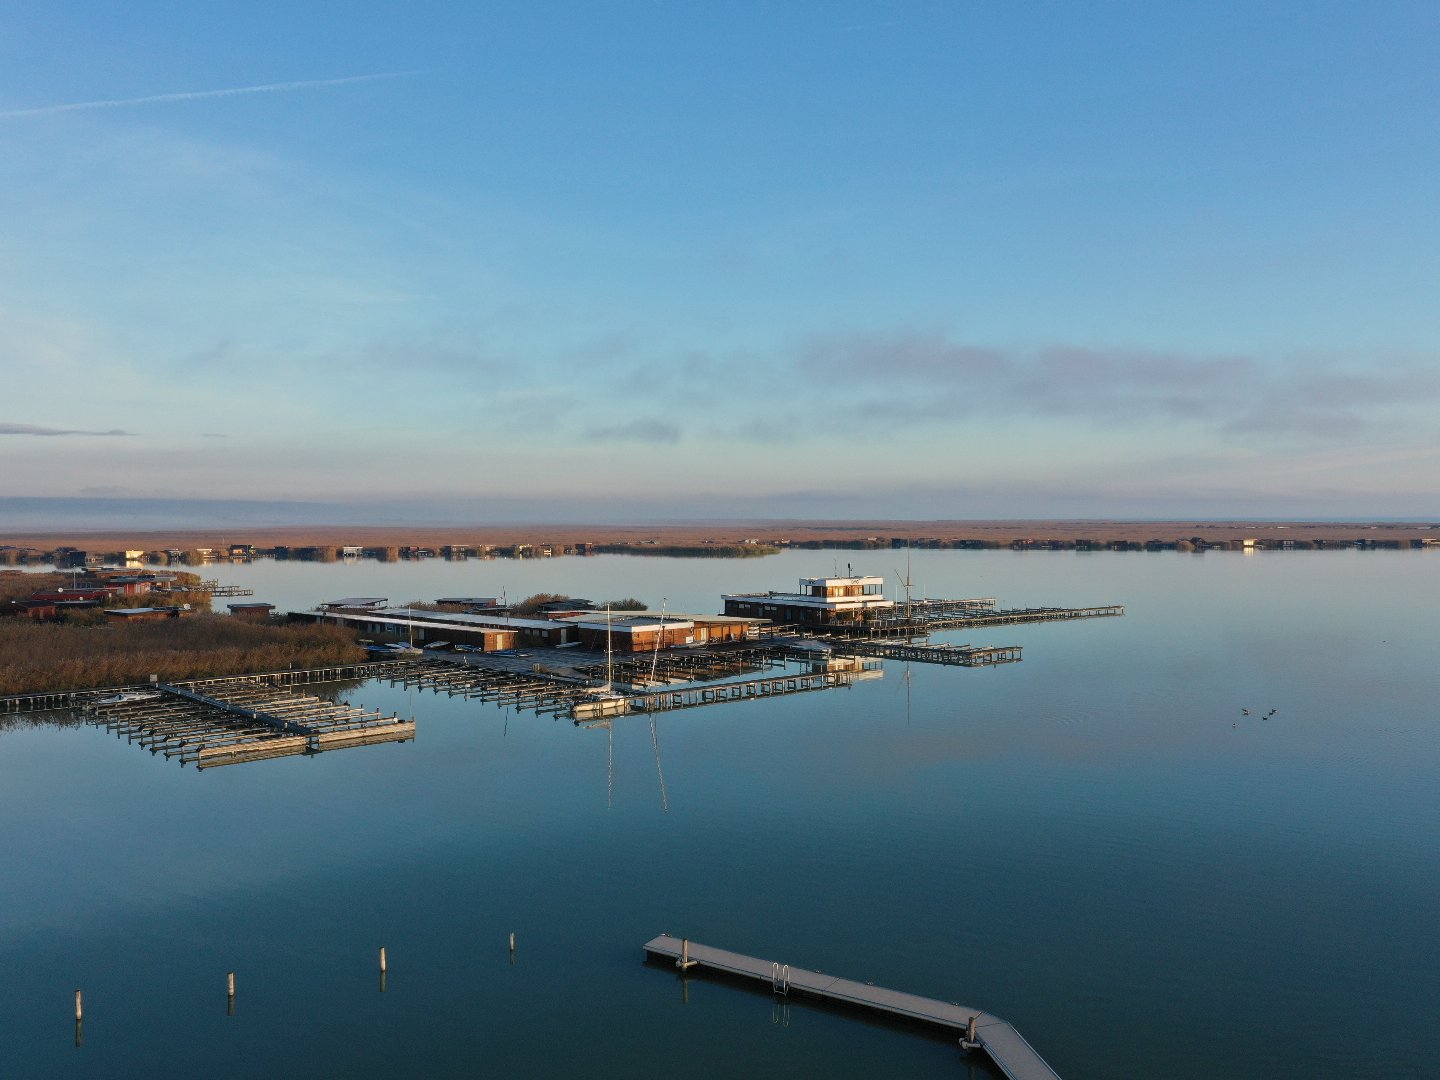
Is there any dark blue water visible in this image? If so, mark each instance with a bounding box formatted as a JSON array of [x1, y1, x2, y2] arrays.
[[2, 550, 1435, 1078]]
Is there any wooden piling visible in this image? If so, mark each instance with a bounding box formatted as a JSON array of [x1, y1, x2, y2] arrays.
[[379, 947, 387, 974], [74, 989, 82, 1022]]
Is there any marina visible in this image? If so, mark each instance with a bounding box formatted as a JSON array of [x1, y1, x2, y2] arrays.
[[0, 549, 1434, 1078]]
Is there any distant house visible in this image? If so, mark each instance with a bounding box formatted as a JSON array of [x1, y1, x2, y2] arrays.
[[536, 598, 595, 616], [29, 589, 113, 604], [53, 547, 88, 568], [103, 606, 186, 621], [99, 576, 157, 596], [0, 599, 58, 620], [227, 602, 275, 621]]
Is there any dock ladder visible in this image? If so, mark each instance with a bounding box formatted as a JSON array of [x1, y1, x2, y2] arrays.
[[771, 962, 790, 996]]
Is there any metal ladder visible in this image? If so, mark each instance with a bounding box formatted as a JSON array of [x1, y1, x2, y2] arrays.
[[771, 962, 790, 996]]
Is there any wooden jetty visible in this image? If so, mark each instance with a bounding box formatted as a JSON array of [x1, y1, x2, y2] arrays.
[[197, 580, 254, 596], [858, 603, 1123, 639], [644, 934, 1062, 1080], [88, 679, 414, 768], [833, 640, 1023, 666]]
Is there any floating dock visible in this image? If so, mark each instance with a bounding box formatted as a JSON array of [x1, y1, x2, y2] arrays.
[[859, 604, 1123, 638], [88, 678, 414, 768], [643, 934, 1062, 1080]]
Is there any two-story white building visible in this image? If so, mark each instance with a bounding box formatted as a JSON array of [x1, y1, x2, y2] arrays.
[[721, 575, 895, 628]]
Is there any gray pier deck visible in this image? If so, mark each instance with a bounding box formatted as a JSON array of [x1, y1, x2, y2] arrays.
[[89, 679, 414, 768], [643, 934, 1061, 1080]]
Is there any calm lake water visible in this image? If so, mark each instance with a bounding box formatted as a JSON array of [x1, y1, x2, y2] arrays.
[[2, 550, 1436, 1078]]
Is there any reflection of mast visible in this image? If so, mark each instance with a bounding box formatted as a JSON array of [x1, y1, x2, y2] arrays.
[[604, 603, 614, 692], [608, 721, 614, 809], [649, 598, 670, 813], [650, 715, 669, 813]]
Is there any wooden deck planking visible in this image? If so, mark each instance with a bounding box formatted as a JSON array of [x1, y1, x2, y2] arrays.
[[643, 934, 1061, 1080]]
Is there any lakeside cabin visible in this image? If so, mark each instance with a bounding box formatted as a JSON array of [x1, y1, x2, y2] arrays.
[[722, 575, 895, 629]]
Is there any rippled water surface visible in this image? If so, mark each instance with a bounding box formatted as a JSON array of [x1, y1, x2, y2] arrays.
[[2, 550, 1436, 1078]]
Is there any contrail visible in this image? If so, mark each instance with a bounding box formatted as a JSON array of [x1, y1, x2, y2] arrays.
[[0, 71, 416, 119]]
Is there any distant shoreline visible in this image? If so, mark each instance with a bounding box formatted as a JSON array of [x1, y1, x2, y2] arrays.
[[1, 518, 1436, 560]]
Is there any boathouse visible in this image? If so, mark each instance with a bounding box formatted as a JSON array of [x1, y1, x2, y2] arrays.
[[559, 610, 761, 647], [301, 606, 561, 649], [558, 613, 696, 653]]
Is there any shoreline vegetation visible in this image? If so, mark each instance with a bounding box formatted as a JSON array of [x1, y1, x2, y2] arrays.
[[0, 619, 366, 697], [0, 570, 365, 697], [0, 519, 1436, 567]]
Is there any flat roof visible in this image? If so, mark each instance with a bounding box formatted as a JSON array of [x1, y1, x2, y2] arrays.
[[591, 610, 762, 625], [323, 597, 389, 608], [366, 607, 567, 632], [561, 615, 695, 633], [722, 592, 895, 609], [307, 610, 520, 635]]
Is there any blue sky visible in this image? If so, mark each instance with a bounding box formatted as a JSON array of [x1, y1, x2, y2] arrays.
[[2, 1, 1437, 520]]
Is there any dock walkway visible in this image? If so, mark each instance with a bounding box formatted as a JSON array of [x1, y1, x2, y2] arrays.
[[90, 680, 413, 768], [859, 603, 1123, 638], [643, 934, 1061, 1080]]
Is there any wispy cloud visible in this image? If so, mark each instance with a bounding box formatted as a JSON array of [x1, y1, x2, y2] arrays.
[[796, 331, 1440, 438], [0, 72, 416, 120], [0, 423, 135, 437], [583, 420, 681, 444]]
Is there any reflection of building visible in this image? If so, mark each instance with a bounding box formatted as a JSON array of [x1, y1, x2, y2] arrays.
[[722, 576, 895, 628]]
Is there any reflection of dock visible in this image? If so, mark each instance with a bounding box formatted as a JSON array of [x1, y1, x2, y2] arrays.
[[628, 669, 858, 713], [644, 934, 1062, 1080], [833, 640, 1023, 666], [89, 679, 414, 768]]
